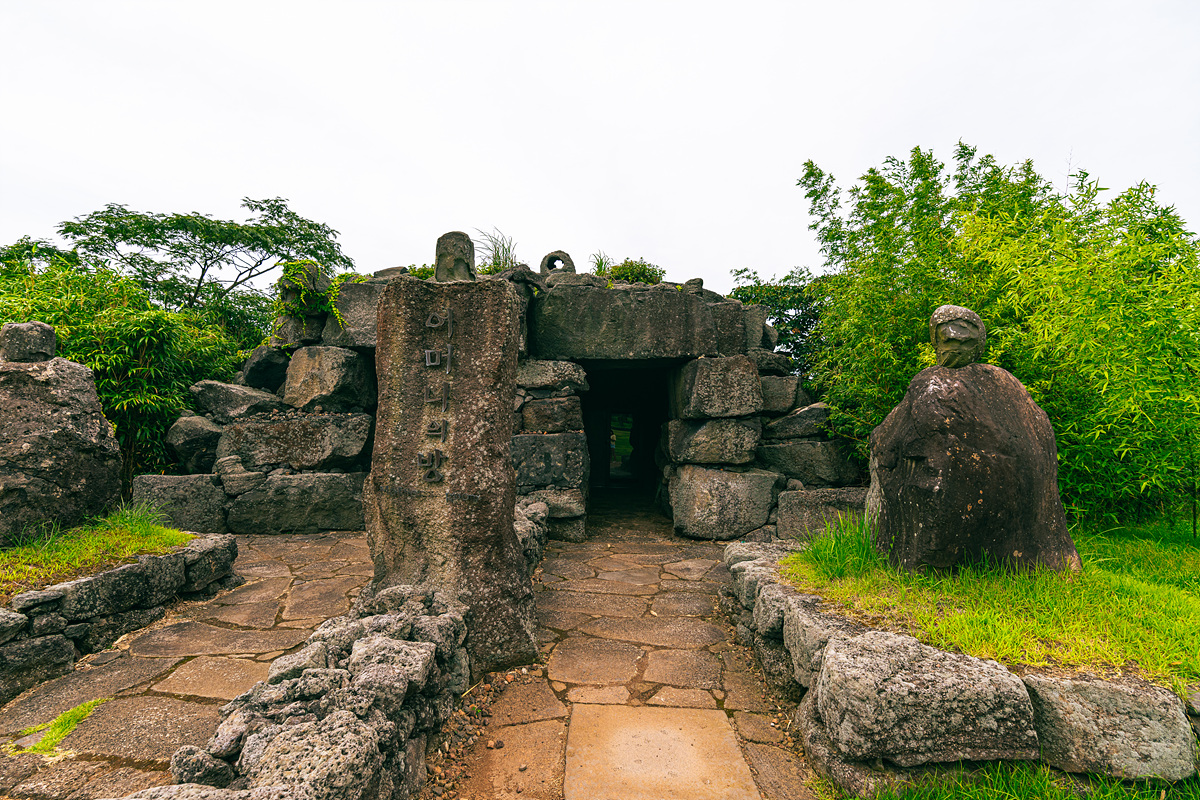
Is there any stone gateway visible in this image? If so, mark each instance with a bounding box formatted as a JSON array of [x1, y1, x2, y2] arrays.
[[867, 306, 1081, 572]]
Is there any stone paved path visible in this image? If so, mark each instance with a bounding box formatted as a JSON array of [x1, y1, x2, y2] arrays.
[[0, 532, 373, 800], [449, 492, 813, 800]]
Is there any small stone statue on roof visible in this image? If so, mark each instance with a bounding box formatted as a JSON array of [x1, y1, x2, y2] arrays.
[[434, 231, 476, 282], [867, 305, 1082, 573]]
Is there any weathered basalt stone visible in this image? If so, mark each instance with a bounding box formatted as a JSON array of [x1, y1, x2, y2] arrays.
[[795, 692, 913, 799], [215, 413, 372, 473], [226, 473, 365, 534], [320, 280, 387, 349], [756, 440, 859, 487], [0, 609, 27, 645], [776, 488, 868, 541], [547, 517, 587, 543], [669, 465, 783, 540], [0, 357, 122, 545], [181, 535, 239, 592], [167, 415, 224, 474], [672, 355, 763, 419], [435, 231, 476, 282], [132, 475, 228, 534], [815, 630, 1039, 766], [0, 321, 56, 362], [269, 314, 326, 348], [764, 402, 829, 439], [532, 285, 719, 361], [241, 346, 290, 393], [742, 306, 769, 352], [665, 418, 761, 464], [365, 277, 537, 675], [511, 432, 589, 491], [1023, 673, 1198, 781], [245, 709, 387, 800], [538, 250, 576, 274], [0, 635, 74, 705], [281, 347, 376, 413], [780, 596, 867, 689], [189, 381, 288, 425], [869, 362, 1081, 572], [515, 359, 589, 393], [746, 347, 793, 376], [521, 396, 583, 433], [708, 302, 747, 356], [760, 376, 801, 415], [519, 488, 586, 518]]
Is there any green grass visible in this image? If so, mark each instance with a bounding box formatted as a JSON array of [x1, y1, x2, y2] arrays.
[[0, 504, 193, 606], [779, 514, 1200, 696], [16, 698, 109, 753], [851, 761, 1200, 800]]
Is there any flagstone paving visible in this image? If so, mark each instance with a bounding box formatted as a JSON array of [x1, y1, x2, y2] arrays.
[[445, 492, 814, 800], [0, 532, 372, 800]]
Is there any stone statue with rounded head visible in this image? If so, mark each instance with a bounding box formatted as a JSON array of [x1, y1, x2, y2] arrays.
[[867, 305, 1081, 573]]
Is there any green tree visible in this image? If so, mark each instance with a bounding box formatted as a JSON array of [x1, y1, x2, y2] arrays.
[[801, 144, 1200, 516], [57, 197, 354, 350], [0, 252, 241, 492], [728, 267, 828, 376]]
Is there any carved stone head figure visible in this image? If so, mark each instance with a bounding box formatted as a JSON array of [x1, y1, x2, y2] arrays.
[[435, 231, 476, 282], [929, 305, 985, 368]]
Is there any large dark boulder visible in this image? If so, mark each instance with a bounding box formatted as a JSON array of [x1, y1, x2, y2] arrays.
[[241, 345, 290, 392], [671, 355, 762, 419], [281, 346, 377, 413], [0, 321, 56, 362], [215, 412, 373, 472], [755, 440, 859, 487], [665, 418, 761, 464], [868, 363, 1081, 572], [190, 380, 288, 424], [669, 465, 783, 540], [226, 473, 366, 534], [131, 474, 228, 533], [321, 281, 388, 349], [511, 432, 589, 491], [166, 414, 223, 474], [531, 284, 719, 361], [0, 357, 122, 545]]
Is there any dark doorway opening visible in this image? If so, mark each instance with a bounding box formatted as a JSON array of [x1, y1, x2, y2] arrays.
[[580, 365, 672, 498]]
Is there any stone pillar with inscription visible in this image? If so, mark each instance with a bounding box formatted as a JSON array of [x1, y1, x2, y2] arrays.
[[364, 275, 536, 674]]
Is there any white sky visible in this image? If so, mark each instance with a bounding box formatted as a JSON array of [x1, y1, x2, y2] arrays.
[[2, 1, 1197, 294]]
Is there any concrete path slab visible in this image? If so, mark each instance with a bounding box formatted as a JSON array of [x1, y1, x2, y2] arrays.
[[540, 558, 597, 580], [646, 687, 716, 708], [644, 649, 722, 689], [664, 558, 719, 580], [489, 680, 567, 726], [128, 621, 309, 657], [596, 567, 661, 585], [0, 656, 180, 734], [152, 656, 270, 700], [547, 639, 642, 685], [281, 575, 362, 619], [563, 705, 760, 800], [60, 696, 222, 765], [191, 600, 280, 629], [652, 592, 717, 617], [536, 590, 647, 618], [211, 576, 291, 605], [553, 579, 657, 596], [577, 616, 726, 648]]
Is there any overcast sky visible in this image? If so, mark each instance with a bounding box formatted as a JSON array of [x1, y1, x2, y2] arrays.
[[2, 1, 1197, 294]]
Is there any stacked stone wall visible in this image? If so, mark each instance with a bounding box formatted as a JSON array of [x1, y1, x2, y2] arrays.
[[720, 541, 1200, 795]]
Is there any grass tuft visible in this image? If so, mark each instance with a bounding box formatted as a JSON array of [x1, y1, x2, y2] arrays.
[[17, 698, 109, 753], [0, 503, 193, 606], [876, 761, 1200, 799], [780, 514, 1200, 695]]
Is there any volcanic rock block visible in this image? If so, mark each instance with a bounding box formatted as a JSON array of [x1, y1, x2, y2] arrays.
[[0, 635, 75, 706], [189, 380, 288, 424], [515, 359, 589, 393], [521, 396, 583, 433], [531, 284, 720, 361], [365, 277, 537, 674], [132, 474, 228, 533], [226, 473, 366, 534], [775, 488, 868, 541], [282, 346, 377, 413], [321, 281, 388, 349], [0, 321, 56, 362], [215, 413, 373, 472], [0, 357, 122, 544], [547, 517, 587, 542], [666, 418, 761, 465], [764, 402, 829, 439], [269, 313, 326, 348], [1023, 673, 1198, 781], [742, 305, 769, 352], [708, 301, 748, 356], [815, 630, 1040, 766], [755, 440, 859, 487], [760, 376, 801, 415], [869, 363, 1081, 572], [520, 488, 586, 518], [746, 347, 793, 376], [166, 414, 223, 474], [670, 465, 783, 540], [672, 355, 763, 419], [241, 345, 290, 393], [512, 432, 589, 491], [781, 596, 867, 689]]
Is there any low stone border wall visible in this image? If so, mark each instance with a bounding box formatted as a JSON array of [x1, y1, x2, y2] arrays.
[[129, 503, 550, 800], [720, 542, 1200, 797], [0, 535, 240, 707]]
